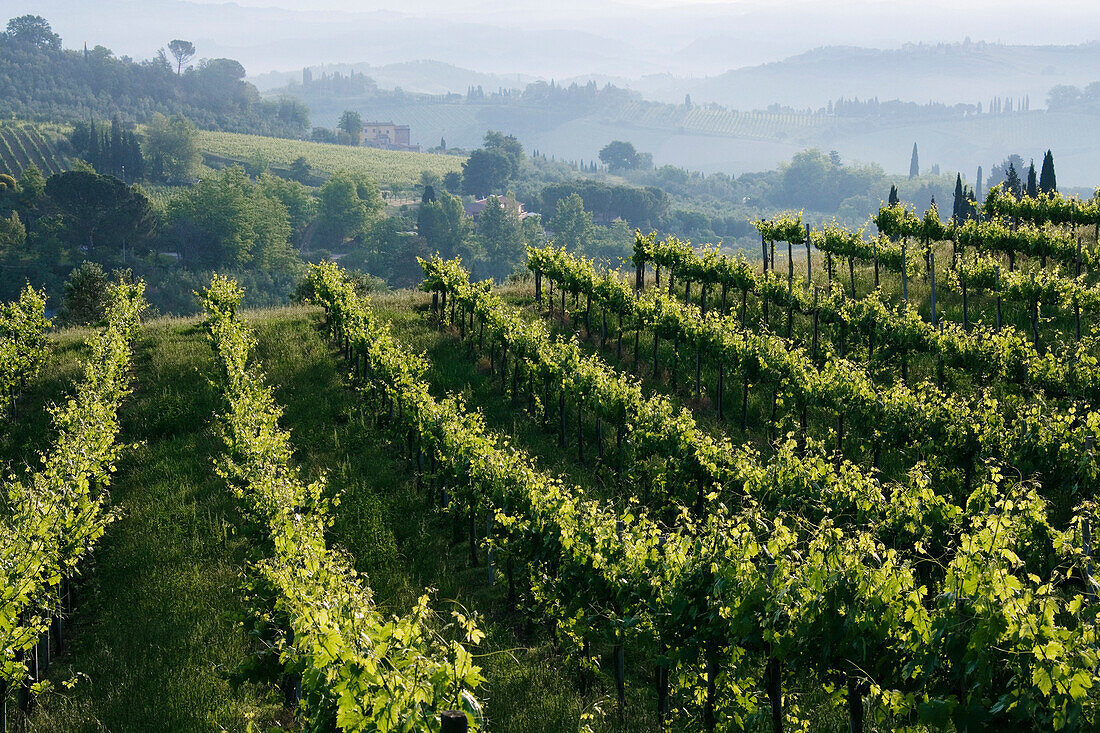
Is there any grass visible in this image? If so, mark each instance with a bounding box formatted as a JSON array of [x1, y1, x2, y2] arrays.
[[251, 299, 637, 732], [195, 129, 464, 190], [21, 315, 283, 732], [17, 253, 1039, 730], [15, 301, 631, 732]]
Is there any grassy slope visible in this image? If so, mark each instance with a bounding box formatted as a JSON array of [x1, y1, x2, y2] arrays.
[[23, 315, 283, 732], [195, 129, 464, 189], [18, 300, 625, 732]]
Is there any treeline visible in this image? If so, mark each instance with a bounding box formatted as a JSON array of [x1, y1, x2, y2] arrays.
[[0, 15, 309, 137], [0, 160, 388, 313]]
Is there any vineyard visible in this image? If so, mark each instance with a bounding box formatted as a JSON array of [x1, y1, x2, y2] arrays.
[[3, 184, 1100, 732], [0, 123, 66, 178], [194, 129, 464, 189]]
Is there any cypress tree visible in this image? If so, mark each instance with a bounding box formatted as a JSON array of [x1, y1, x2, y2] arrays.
[[909, 143, 919, 178], [1026, 161, 1038, 198], [976, 165, 983, 202], [1039, 150, 1057, 193], [888, 184, 899, 206], [952, 173, 964, 223], [1004, 163, 1023, 199]]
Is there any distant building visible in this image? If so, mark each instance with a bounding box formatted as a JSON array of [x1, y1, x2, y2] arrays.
[[464, 196, 531, 229], [360, 122, 420, 152]]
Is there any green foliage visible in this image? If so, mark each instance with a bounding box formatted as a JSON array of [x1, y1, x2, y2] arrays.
[[314, 170, 383, 247], [597, 140, 641, 173], [337, 110, 364, 141], [143, 113, 200, 183], [1, 279, 144, 689], [4, 15, 60, 50], [45, 170, 156, 256], [417, 189, 469, 260], [0, 282, 50, 416], [460, 148, 512, 198], [0, 210, 26, 250], [548, 193, 595, 252], [202, 273, 484, 730], [59, 261, 110, 325], [166, 166, 297, 270], [257, 172, 316, 241], [476, 195, 524, 281]]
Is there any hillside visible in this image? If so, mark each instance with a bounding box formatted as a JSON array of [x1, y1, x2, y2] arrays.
[[0, 122, 68, 177], [680, 42, 1100, 110], [195, 129, 465, 190], [14, 299, 625, 732]]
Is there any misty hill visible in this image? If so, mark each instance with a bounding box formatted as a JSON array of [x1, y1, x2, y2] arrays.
[[0, 14, 308, 136], [251, 60, 537, 95], [677, 41, 1100, 111], [27, 0, 1100, 81]]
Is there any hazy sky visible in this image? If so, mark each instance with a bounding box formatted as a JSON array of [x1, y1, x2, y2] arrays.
[[15, 0, 1100, 78]]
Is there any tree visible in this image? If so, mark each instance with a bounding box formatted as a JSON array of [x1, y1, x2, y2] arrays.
[[167, 166, 295, 269], [0, 211, 25, 252], [548, 193, 595, 253], [952, 174, 965, 222], [417, 190, 469, 261], [338, 110, 363, 143], [46, 171, 156, 258], [477, 196, 524, 281], [909, 143, 919, 179], [1047, 85, 1081, 110], [461, 148, 512, 198], [599, 140, 640, 173], [1026, 161, 1038, 198], [258, 172, 316, 242], [143, 113, 200, 182], [482, 131, 524, 179], [167, 39, 195, 75], [1004, 163, 1023, 199], [5, 15, 60, 50], [1039, 150, 1057, 193], [888, 184, 900, 206], [315, 170, 383, 246], [976, 165, 984, 201], [59, 262, 109, 325]]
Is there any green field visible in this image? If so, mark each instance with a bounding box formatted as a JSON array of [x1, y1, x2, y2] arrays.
[[195, 129, 465, 189]]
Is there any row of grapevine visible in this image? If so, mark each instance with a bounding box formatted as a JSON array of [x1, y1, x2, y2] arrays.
[[631, 231, 1100, 403], [1, 280, 145, 720], [528, 244, 1099, 522], [870, 203, 1096, 271], [15, 127, 62, 175], [199, 274, 483, 733], [983, 185, 1100, 227], [321, 260, 1100, 731], [0, 285, 51, 420]]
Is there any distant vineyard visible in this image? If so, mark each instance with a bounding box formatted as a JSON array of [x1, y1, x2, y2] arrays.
[[194, 129, 465, 188], [0, 123, 66, 177]]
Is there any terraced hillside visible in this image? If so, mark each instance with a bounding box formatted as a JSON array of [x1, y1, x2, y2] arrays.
[[0, 123, 66, 177]]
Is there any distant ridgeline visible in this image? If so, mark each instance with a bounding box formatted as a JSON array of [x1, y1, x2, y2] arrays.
[[0, 15, 310, 137]]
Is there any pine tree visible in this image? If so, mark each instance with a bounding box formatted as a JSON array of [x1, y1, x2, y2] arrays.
[[952, 173, 964, 223], [909, 143, 919, 178], [888, 184, 899, 206], [1026, 161, 1038, 198], [1039, 150, 1057, 193]]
